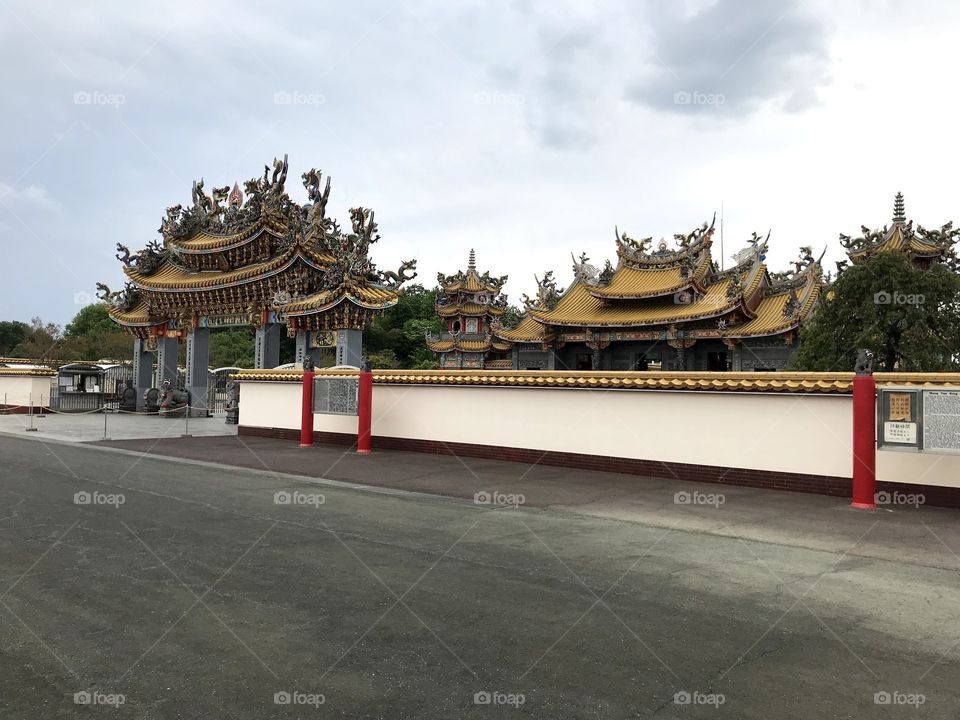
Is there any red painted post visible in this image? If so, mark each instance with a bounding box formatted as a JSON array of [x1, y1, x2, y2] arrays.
[[300, 367, 314, 448], [851, 374, 877, 509], [357, 369, 373, 454]]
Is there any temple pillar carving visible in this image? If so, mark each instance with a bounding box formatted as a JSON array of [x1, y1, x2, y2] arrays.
[[155, 336, 179, 388], [295, 330, 310, 367], [255, 324, 282, 369], [335, 329, 363, 367]]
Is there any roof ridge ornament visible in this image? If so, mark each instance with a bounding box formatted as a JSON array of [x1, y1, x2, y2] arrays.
[[571, 252, 600, 284], [468, 248, 476, 270], [521, 271, 561, 311]]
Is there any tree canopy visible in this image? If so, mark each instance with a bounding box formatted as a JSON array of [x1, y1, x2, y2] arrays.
[[789, 252, 960, 372], [0, 321, 29, 356], [364, 284, 443, 369]]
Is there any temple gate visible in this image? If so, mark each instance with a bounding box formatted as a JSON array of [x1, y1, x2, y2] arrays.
[[99, 155, 416, 415]]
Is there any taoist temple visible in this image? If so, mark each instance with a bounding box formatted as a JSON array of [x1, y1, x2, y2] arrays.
[[432, 217, 823, 371]]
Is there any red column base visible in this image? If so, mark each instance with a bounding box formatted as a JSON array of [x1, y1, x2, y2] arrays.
[[850, 501, 877, 510]]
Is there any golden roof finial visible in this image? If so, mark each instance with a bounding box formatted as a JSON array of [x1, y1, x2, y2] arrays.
[[228, 182, 243, 208]]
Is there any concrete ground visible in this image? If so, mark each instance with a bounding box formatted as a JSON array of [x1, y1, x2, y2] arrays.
[[0, 435, 957, 718], [0, 411, 237, 442], [96, 434, 960, 573]]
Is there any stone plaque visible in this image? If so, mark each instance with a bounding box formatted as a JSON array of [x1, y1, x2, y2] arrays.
[[313, 377, 359, 416], [922, 390, 960, 453]]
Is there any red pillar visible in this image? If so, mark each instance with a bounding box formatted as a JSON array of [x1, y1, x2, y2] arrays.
[[300, 368, 315, 447], [357, 370, 373, 454], [851, 374, 876, 509]]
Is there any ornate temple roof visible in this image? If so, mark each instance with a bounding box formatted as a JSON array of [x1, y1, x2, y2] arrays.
[[121, 247, 326, 291], [527, 276, 738, 327], [425, 335, 512, 353], [842, 193, 957, 263], [586, 250, 712, 300], [436, 249, 508, 296], [494, 315, 551, 343], [723, 267, 821, 339], [101, 156, 417, 336], [493, 221, 821, 343], [437, 302, 507, 317]]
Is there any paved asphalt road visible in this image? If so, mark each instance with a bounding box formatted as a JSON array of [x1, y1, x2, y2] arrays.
[[0, 435, 957, 719]]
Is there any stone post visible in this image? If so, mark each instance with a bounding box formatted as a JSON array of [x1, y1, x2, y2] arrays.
[[255, 324, 282, 369], [185, 328, 210, 417], [295, 329, 310, 367], [155, 336, 179, 388], [132, 337, 153, 411], [335, 329, 363, 367]]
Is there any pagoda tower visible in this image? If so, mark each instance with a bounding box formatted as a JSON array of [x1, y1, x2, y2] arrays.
[[840, 192, 958, 270], [427, 250, 512, 368]]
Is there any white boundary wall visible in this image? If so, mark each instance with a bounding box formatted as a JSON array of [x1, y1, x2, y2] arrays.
[[238, 381, 960, 489], [0, 376, 54, 408]]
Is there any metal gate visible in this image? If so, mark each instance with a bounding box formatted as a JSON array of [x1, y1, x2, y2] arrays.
[[103, 364, 134, 411], [209, 367, 242, 414]]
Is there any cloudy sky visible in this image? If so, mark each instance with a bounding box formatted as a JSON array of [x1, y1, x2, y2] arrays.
[[1, 0, 958, 325]]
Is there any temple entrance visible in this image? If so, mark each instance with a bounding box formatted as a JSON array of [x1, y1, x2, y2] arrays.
[[101, 155, 416, 416], [576, 353, 593, 371], [707, 351, 728, 371]]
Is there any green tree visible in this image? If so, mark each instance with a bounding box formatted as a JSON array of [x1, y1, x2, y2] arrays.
[[366, 349, 399, 369], [0, 321, 29, 356], [63, 304, 131, 361], [364, 284, 443, 368], [208, 329, 256, 368], [13, 317, 65, 360], [789, 252, 960, 372], [65, 304, 116, 339]]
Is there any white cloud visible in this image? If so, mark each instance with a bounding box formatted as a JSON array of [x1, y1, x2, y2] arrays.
[[0, 182, 55, 208], [0, 0, 958, 324]]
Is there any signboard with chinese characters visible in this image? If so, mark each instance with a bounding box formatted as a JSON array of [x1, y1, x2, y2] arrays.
[[312, 377, 359, 416], [201, 314, 250, 328], [877, 388, 921, 451], [877, 387, 960, 454], [922, 390, 960, 453]]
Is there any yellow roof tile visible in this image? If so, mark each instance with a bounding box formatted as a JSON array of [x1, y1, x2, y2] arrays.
[[107, 301, 153, 326], [727, 275, 820, 338], [437, 302, 506, 317], [848, 223, 945, 260], [493, 315, 549, 342], [125, 248, 330, 291], [528, 277, 737, 327], [589, 251, 711, 300], [167, 220, 284, 253], [281, 283, 400, 315]]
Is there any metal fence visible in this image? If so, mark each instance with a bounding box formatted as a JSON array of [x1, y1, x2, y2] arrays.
[[43, 365, 239, 414], [209, 367, 242, 414]]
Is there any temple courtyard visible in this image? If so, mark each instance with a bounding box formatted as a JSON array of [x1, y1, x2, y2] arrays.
[[0, 429, 958, 718]]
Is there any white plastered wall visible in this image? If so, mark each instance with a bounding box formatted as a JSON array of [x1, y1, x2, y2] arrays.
[[0, 376, 54, 407], [238, 381, 960, 489]]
